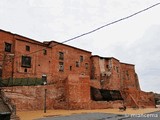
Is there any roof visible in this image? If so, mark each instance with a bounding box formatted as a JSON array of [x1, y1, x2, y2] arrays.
[[0, 29, 48, 47], [91, 55, 119, 61], [15, 35, 50, 47], [91, 55, 135, 66], [0, 29, 91, 52], [46, 41, 92, 53], [121, 62, 135, 66], [0, 29, 13, 35]]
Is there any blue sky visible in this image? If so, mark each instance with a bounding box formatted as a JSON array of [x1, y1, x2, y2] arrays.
[[0, 0, 160, 93]]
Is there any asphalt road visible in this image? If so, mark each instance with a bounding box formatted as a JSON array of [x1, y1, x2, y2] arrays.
[[36, 111, 160, 120]]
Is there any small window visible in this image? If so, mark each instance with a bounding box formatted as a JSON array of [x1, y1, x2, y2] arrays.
[[59, 62, 64, 72], [59, 52, 64, 60], [85, 63, 88, 69], [123, 71, 125, 80], [116, 67, 119, 73], [21, 56, 31, 68], [5, 42, 12, 52], [126, 71, 129, 76], [126, 70, 130, 80], [24, 68, 27, 72], [70, 66, 72, 71], [80, 56, 83, 62], [26, 45, 30, 51], [76, 61, 80, 67], [43, 49, 47, 55], [106, 65, 109, 68], [0, 67, 2, 78]]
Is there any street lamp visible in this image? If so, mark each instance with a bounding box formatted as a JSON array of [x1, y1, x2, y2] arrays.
[[8, 54, 15, 86]]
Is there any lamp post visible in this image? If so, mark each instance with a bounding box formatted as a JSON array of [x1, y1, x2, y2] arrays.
[[8, 54, 14, 86], [44, 89, 47, 113]]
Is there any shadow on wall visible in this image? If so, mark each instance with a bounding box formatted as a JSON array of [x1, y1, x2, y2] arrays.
[[91, 87, 123, 101]]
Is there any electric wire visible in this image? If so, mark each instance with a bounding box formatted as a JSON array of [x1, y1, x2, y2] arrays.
[[0, 2, 160, 62]]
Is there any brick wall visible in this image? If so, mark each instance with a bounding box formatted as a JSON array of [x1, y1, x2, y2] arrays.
[[66, 74, 90, 109], [13, 37, 52, 81], [121, 88, 155, 108], [0, 30, 15, 79], [2, 85, 68, 111], [91, 56, 140, 90]]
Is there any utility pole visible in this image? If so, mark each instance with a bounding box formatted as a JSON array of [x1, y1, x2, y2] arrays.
[[8, 54, 14, 86], [44, 89, 47, 113]]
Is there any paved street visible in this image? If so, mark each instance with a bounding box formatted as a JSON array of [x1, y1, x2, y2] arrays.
[[36, 111, 160, 120]]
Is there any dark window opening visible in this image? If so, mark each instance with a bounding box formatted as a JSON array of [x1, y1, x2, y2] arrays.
[[26, 45, 30, 51], [24, 68, 27, 72], [59, 52, 64, 60], [43, 49, 47, 55], [80, 56, 83, 62], [123, 71, 125, 80], [0, 68, 2, 78], [70, 66, 72, 71], [116, 67, 119, 73], [5, 42, 12, 52], [85, 63, 88, 69], [126, 71, 129, 76], [21, 56, 31, 68], [76, 61, 80, 67], [126, 71, 130, 80], [59, 62, 64, 72], [106, 65, 109, 69]]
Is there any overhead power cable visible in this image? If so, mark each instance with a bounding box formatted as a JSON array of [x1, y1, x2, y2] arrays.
[[63, 2, 160, 43], [0, 2, 160, 62]]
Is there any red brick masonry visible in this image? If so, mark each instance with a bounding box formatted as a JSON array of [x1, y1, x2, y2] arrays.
[[0, 29, 155, 110]]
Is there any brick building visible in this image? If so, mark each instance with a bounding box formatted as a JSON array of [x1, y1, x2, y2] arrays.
[[0, 29, 155, 110]]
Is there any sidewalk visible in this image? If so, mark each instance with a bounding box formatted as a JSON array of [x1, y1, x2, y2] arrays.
[[17, 108, 160, 120]]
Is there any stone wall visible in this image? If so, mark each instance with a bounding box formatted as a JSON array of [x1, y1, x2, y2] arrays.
[[2, 85, 67, 111], [121, 88, 155, 108]]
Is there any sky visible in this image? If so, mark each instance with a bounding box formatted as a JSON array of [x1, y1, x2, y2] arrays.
[[0, 0, 160, 93]]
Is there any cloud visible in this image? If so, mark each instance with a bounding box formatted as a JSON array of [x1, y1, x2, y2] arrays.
[[0, 0, 160, 93], [117, 25, 160, 93]]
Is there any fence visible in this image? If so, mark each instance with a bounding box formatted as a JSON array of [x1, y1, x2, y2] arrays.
[[0, 78, 43, 87]]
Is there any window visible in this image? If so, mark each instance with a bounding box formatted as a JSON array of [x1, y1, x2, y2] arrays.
[[24, 68, 27, 72], [106, 65, 109, 68], [43, 49, 47, 55], [0, 67, 2, 78], [126, 71, 129, 76], [5, 42, 12, 52], [85, 63, 88, 69], [114, 66, 116, 70], [123, 71, 125, 80], [21, 56, 31, 68], [80, 56, 83, 62], [59, 62, 64, 72], [26, 45, 30, 51], [116, 67, 119, 73], [70, 66, 72, 71], [59, 52, 64, 60], [76, 61, 80, 67], [126, 70, 130, 80]]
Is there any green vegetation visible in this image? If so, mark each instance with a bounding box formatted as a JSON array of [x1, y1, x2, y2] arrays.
[[0, 78, 43, 87]]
